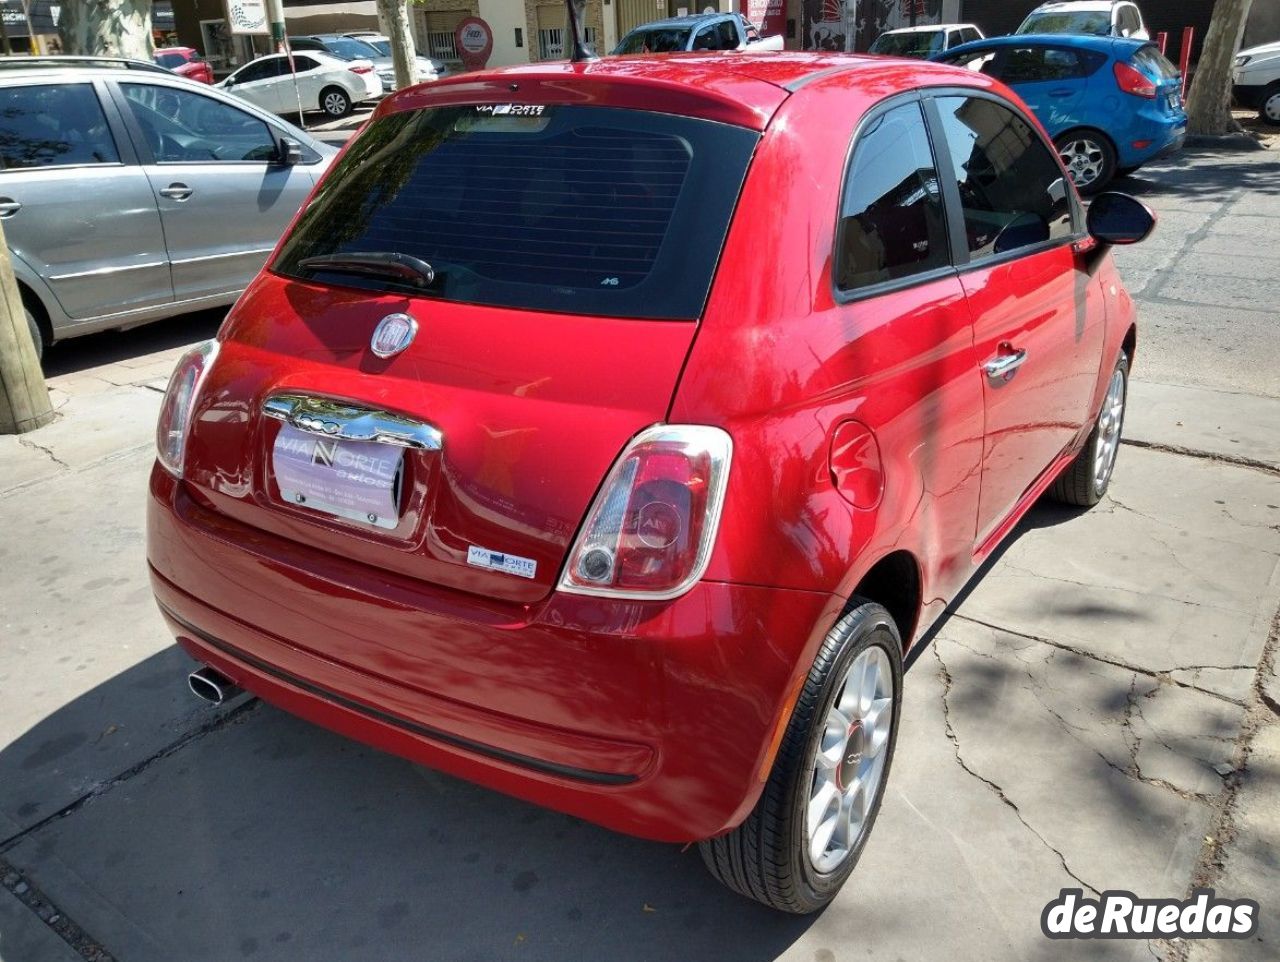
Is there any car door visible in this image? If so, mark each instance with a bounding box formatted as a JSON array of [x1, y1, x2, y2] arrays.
[[0, 80, 172, 321], [224, 57, 288, 114], [283, 54, 327, 112], [831, 99, 985, 588], [114, 80, 318, 302], [928, 92, 1105, 546], [997, 44, 1088, 134]]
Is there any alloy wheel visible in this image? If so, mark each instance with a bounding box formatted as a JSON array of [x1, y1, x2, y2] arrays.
[[324, 92, 349, 116], [1093, 365, 1126, 491], [1058, 138, 1106, 188], [1265, 91, 1280, 124], [806, 645, 894, 874]]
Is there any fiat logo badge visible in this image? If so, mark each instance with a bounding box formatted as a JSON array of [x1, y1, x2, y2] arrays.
[[370, 313, 417, 358]]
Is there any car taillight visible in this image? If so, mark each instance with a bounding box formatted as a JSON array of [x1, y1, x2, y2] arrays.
[[1114, 60, 1156, 98], [155, 339, 219, 478], [559, 425, 732, 600], [350, 64, 374, 74]]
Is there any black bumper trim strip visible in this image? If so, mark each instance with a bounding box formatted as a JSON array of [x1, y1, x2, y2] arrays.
[[159, 603, 639, 786]]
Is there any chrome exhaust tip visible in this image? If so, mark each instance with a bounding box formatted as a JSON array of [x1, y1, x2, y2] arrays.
[[188, 666, 241, 706]]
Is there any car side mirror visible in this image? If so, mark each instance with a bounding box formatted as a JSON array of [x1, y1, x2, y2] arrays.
[[275, 136, 303, 166], [1087, 192, 1156, 245]]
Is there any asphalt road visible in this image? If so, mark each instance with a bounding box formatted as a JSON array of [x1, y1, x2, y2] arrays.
[[0, 146, 1277, 962]]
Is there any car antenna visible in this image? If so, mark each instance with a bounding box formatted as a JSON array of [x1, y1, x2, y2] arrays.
[[566, 0, 597, 62]]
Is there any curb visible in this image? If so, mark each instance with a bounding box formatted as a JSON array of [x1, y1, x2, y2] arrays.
[[1184, 132, 1268, 151]]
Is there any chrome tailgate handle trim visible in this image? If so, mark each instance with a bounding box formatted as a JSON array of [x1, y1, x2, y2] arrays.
[[262, 394, 443, 450]]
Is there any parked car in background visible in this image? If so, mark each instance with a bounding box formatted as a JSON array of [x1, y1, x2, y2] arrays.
[[150, 51, 1154, 914], [342, 33, 453, 80], [0, 60, 335, 358], [612, 13, 783, 54], [869, 23, 983, 59], [936, 34, 1183, 192], [154, 47, 213, 84], [290, 33, 438, 89], [1233, 40, 1280, 126], [221, 52, 381, 118], [1017, 1, 1148, 40]]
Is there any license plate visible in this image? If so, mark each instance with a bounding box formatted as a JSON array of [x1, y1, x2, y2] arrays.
[[272, 424, 403, 529]]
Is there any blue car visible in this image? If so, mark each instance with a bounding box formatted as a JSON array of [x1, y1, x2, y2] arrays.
[[934, 34, 1186, 194]]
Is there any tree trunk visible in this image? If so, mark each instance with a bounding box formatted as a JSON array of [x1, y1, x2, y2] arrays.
[[374, 0, 417, 91], [1185, 0, 1255, 136], [60, 0, 154, 60], [0, 221, 54, 436]]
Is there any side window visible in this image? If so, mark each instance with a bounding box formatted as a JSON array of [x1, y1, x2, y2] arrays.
[[836, 101, 949, 292], [0, 83, 120, 170], [940, 49, 999, 76], [233, 58, 280, 84], [963, 28, 982, 44], [1001, 46, 1084, 84], [291, 55, 320, 73], [692, 24, 718, 50], [716, 20, 739, 48], [122, 83, 278, 163], [933, 95, 1073, 260]]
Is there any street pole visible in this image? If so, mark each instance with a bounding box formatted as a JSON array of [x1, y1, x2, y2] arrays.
[[263, 0, 305, 127], [0, 219, 53, 435], [19, 0, 38, 53]]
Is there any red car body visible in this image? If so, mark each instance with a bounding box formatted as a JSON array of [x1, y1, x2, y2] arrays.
[[148, 54, 1138, 844], [155, 46, 214, 84]]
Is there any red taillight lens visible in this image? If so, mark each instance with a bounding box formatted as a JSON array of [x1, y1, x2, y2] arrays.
[[155, 340, 219, 477], [559, 425, 732, 600], [349, 64, 374, 74], [1114, 60, 1156, 98]]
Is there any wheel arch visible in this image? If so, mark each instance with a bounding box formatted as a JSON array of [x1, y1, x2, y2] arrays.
[[1122, 322, 1137, 366], [15, 277, 53, 346], [840, 549, 922, 651]]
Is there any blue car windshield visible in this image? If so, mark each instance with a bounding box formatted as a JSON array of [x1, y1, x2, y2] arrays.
[[1018, 12, 1111, 36]]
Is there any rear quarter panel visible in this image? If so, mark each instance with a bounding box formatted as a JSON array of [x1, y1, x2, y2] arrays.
[[671, 66, 994, 642]]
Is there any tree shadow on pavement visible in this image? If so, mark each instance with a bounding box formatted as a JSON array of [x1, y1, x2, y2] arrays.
[[1115, 146, 1280, 200], [42, 309, 225, 379]]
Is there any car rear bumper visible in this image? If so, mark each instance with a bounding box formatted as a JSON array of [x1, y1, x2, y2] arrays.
[[147, 464, 840, 842]]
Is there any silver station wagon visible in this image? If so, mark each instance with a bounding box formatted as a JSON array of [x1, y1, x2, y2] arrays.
[[0, 58, 336, 358]]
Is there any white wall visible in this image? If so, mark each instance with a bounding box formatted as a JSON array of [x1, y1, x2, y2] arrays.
[[478, 0, 530, 66]]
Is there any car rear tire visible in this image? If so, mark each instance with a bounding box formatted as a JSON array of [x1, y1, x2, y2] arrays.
[[1055, 130, 1116, 196], [320, 86, 352, 119], [1050, 351, 1129, 507], [699, 600, 902, 914], [1261, 81, 1280, 127]]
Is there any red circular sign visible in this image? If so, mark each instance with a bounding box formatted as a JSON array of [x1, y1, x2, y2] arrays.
[[455, 17, 493, 71]]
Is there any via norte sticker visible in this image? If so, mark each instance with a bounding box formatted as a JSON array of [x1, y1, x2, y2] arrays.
[[475, 104, 545, 116], [467, 545, 537, 579]]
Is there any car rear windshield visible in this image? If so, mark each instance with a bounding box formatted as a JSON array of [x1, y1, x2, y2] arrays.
[[614, 27, 693, 54], [272, 105, 760, 320], [1131, 45, 1179, 80], [1017, 12, 1111, 36], [869, 31, 944, 57], [155, 51, 187, 68]]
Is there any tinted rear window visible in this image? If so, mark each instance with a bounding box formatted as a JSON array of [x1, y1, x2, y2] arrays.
[[273, 105, 759, 320], [614, 27, 693, 54], [1017, 12, 1112, 36], [870, 31, 944, 57]]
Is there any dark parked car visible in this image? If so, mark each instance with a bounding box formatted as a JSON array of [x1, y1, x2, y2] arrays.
[[150, 51, 1153, 912]]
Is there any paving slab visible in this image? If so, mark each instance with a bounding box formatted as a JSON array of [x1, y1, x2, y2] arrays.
[[1125, 381, 1280, 470], [0, 449, 242, 837], [0, 884, 82, 962]]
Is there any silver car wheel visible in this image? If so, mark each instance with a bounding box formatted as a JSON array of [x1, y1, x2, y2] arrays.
[[1265, 91, 1280, 124], [1059, 137, 1106, 188], [323, 91, 349, 116], [1093, 365, 1126, 491], [805, 645, 894, 875]]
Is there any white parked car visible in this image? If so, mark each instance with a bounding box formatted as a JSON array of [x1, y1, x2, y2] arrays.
[[342, 33, 452, 82], [869, 23, 984, 59], [1016, 1, 1148, 40], [1234, 40, 1280, 126], [219, 52, 381, 119]]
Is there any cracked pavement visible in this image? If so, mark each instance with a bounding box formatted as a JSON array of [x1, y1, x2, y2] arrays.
[[1, 150, 1278, 961]]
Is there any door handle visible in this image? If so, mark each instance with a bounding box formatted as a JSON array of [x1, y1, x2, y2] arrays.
[[984, 348, 1028, 380], [159, 183, 193, 201], [0, 198, 21, 218]]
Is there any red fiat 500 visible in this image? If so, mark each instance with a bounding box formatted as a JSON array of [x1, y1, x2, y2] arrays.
[[148, 50, 1153, 912]]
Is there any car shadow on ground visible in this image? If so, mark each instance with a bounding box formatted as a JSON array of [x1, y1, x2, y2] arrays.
[[41, 309, 226, 379], [1115, 145, 1280, 199]]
